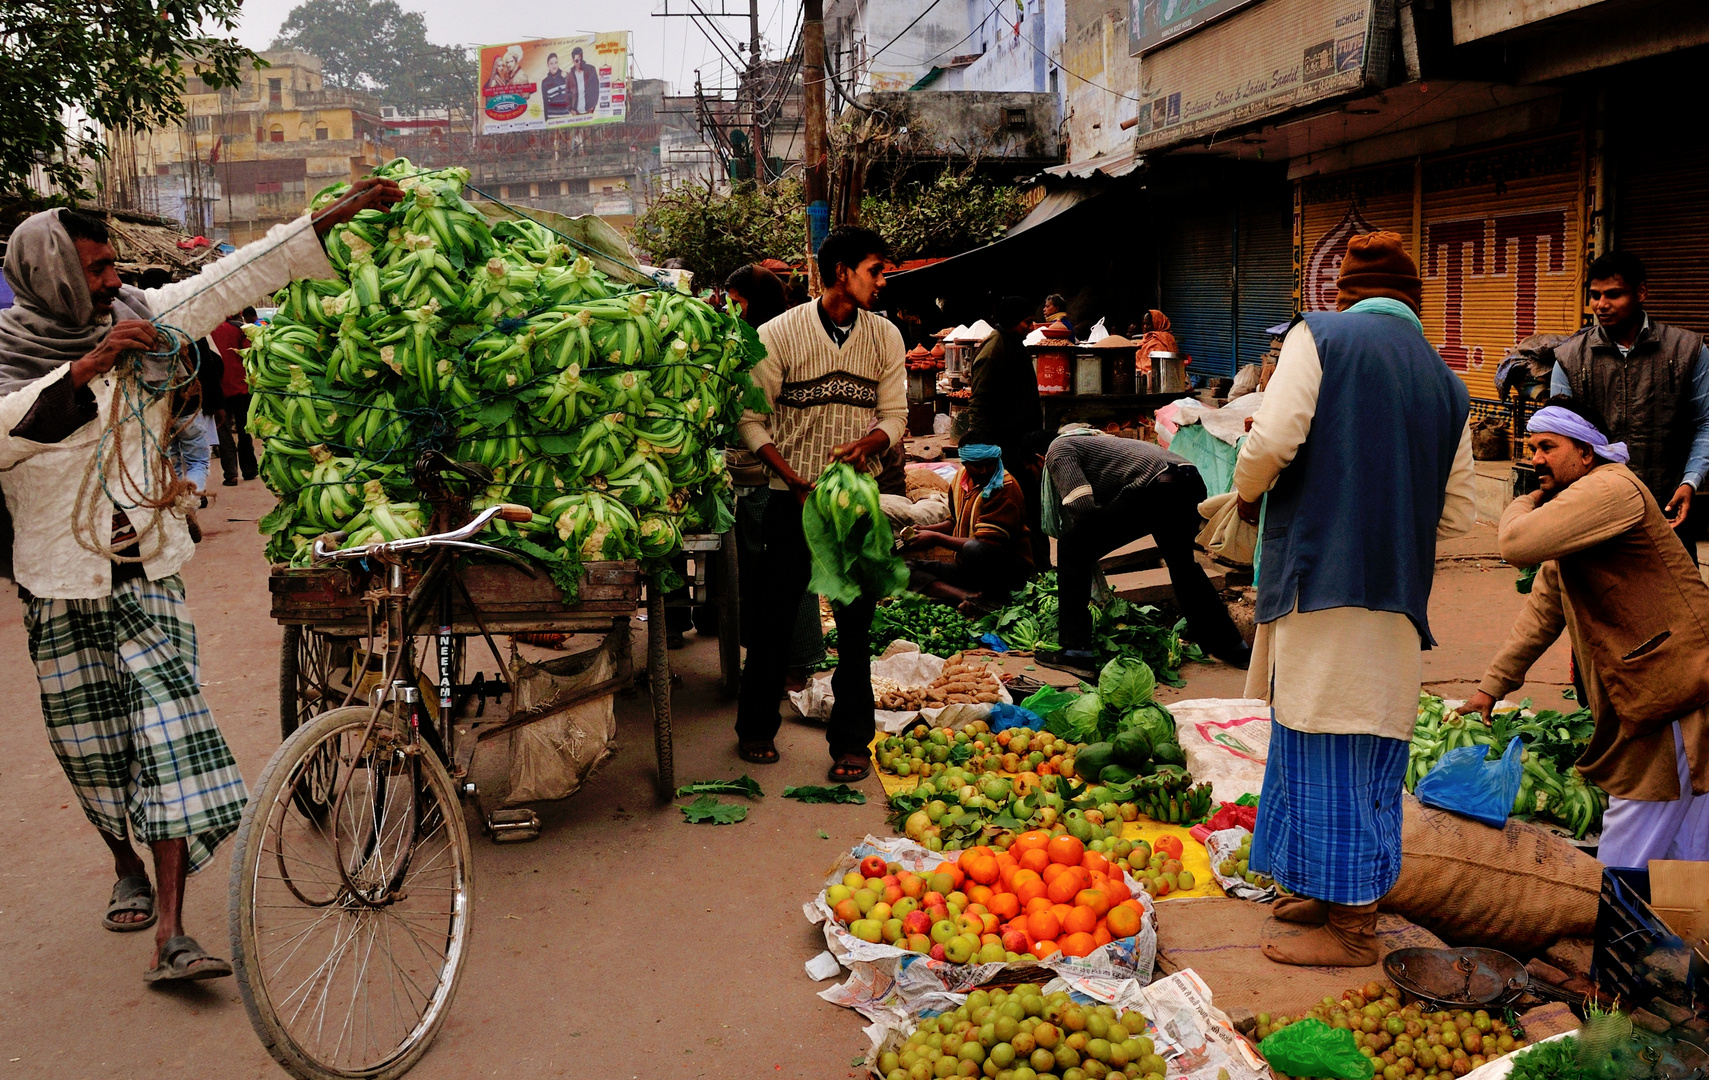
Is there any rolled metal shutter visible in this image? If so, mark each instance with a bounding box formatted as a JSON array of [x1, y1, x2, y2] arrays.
[[1236, 187, 1296, 369], [1419, 133, 1584, 400], [1162, 205, 1235, 377], [1297, 164, 1417, 313], [1618, 143, 1709, 336]]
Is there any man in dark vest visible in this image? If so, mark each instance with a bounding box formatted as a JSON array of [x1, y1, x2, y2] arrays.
[[1232, 231, 1476, 967], [1550, 250, 1709, 559], [1460, 397, 1709, 868]]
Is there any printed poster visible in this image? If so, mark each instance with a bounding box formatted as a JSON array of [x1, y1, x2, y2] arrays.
[[478, 31, 630, 135]]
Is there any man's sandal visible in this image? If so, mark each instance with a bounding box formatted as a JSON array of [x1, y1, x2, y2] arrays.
[[102, 874, 157, 933], [737, 740, 780, 764], [145, 935, 233, 984], [828, 755, 872, 783]]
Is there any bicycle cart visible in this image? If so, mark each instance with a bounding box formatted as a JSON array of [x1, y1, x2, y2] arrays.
[[231, 454, 738, 1080]]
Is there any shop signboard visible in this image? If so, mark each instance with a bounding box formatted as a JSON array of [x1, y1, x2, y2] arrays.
[[1133, 0, 1374, 152], [1129, 0, 1265, 57], [477, 32, 630, 135]]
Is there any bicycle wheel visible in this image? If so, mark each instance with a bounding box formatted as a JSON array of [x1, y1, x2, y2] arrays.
[[229, 705, 473, 1080]]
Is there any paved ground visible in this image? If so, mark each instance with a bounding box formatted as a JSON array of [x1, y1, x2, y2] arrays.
[[0, 489, 1570, 1078]]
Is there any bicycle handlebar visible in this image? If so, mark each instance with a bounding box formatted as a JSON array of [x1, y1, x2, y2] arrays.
[[311, 502, 534, 563]]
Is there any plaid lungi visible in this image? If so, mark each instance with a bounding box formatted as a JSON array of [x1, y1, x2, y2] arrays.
[[1248, 721, 1409, 906], [25, 575, 246, 873]]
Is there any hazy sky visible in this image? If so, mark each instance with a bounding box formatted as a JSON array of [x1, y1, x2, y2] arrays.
[[229, 0, 793, 96]]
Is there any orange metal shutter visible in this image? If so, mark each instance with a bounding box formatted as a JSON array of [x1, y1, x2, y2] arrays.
[[1297, 164, 1417, 314]]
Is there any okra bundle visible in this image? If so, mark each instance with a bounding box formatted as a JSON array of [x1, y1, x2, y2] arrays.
[[243, 158, 766, 596]]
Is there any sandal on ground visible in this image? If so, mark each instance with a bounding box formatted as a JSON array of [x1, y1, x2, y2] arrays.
[[145, 935, 233, 984], [828, 754, 872, 783], [737, 740, 779, 764], [103, 874, 157, 933]]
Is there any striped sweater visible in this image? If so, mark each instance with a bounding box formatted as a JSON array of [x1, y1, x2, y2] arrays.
[[737, 301, 908, 490]]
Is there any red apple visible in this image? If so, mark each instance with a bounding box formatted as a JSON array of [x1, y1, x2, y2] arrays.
[[929, 943, 947, 962], [903, 911, 933, 936], [860, 855, 888, 878], [832, 899, 861, 925]]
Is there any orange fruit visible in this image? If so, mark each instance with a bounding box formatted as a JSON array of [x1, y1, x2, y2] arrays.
[[1060, 931, 1097, 958], [1093, 925, 1113, 947], [1047, 871, 1082, 905], [1081, 851, 1112, 878], [1103, 876, 1133, 905], [1154, 835, 1185, 860], [1063, 905, 1098, 935], [1047, 835, 1085, 867], [1025, 896, 1055, 916], [967, 884, 994, 907], [1018, 848, 1051, 875], [996, 849, 1018, 868], [1076, 888, 1111, 918], [1051, 902, 1075, 926], [988, 892, 1020, 920], [1027, 909, 1061, 941], [1030, 939, 1060, 959], [1042, 863, 1072, 885], [967, 855, 1001, 887], [935, 862, 966, 890], [1105, 904, 1142, 939], [1119, 898, 1144, 915], [999, 863, 1020, 889], [1013, 830, 1051, 854]]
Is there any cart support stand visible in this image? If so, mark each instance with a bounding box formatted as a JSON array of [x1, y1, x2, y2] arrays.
[[646, 576, 675, 800]]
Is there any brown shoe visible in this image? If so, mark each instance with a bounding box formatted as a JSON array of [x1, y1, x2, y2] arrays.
[[1261, 901, 1380, 967], [1271, 895, 1330, 924]]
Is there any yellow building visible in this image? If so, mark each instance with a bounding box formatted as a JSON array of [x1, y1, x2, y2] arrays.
[[114, 50, 390, 246]]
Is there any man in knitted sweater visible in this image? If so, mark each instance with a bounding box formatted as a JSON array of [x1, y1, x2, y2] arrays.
[[735, 227, 907, 781]]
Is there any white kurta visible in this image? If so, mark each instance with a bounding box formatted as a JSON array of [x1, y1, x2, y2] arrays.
[[1232, 320, 1478, 741]]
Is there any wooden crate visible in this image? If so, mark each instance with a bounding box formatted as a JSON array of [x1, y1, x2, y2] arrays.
[[269, 560, 641, 634]]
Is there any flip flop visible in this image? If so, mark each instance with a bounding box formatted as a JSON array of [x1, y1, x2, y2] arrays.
[[828, 755, 872, 783], [144, 935, 233, 984], [102, 874, 157, 933], [737, 740, 779, 764]]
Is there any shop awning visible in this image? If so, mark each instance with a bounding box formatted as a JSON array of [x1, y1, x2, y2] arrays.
[[885, 180, 1117, 291], [1042, 150, 1142, 180]]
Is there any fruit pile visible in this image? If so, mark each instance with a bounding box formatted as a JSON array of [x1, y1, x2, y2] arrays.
[[1255, 981, 1530, 1080], [827, 838, 1150, 963], [875, 722, 1082, 781], [1214, 832, 1274, 890], [877, 988, 1166, 1080], [1115, 834, 1200, 898], [1126, 771, 1214, 827], [888, 763, 1149, 854]]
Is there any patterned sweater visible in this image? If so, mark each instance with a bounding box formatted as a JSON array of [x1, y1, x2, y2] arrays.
[[738, 301, 907, 490]]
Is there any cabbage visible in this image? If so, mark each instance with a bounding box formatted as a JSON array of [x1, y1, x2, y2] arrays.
[[1122, 703, 1176, 749], [1097, 656, 1156, 713], [1048, 691, 1104, 744]]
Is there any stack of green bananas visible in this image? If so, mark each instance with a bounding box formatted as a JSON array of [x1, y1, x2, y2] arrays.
[[1130, 777, 1214, 826], [1408, 694, 1608, 838], [244, 157, 766, 596]]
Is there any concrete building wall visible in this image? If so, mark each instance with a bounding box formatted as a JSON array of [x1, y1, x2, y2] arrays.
[[861, 91, 1063, 163], [827, 0, 979, 94], [1061, 0, 1141, 162]]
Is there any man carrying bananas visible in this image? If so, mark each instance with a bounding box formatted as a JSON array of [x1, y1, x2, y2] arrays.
[[0, 178, 399, 983], [1461, 397, 1709, 868], [735, 226, 908, 782]]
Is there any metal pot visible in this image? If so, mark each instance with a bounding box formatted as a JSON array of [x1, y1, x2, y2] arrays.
[[1150, 351, 1186, 394]]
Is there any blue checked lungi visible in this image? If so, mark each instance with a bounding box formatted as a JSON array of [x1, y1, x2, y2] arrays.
[[1249, 721, 1410, 906], [24, 574, 246, 873]]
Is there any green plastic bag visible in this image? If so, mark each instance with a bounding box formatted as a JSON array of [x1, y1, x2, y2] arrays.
[[801, 462, 907, 606], [1258, 1019, 1375, 1080], [1020, 685, 1080, 726]]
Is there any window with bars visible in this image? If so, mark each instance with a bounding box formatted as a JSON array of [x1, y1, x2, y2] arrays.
[[269, 78, 283, 107], [315, 125, 329, 140]]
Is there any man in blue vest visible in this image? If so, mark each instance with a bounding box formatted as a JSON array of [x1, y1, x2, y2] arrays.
[[1231, 231, 1477, 966]]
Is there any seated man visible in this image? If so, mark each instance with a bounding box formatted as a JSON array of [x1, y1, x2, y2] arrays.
[[1031, 430, 1251, 677], [904, 444, 1033, 614]]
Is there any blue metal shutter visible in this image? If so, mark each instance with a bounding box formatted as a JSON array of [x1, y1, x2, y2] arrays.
[[1162, 205, 1236, 377], [1235, 187, 1295, 370]]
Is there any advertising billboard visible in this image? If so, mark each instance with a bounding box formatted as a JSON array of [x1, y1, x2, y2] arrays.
[[477, 31, 630, 135], [1129, 0, 1264, 56]]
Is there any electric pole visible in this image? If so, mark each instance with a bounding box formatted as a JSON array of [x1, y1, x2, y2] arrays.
[[803, 0, 829, 282], [749, 0, 766, 183]]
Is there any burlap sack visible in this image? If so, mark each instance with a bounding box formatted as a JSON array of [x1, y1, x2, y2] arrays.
[[1154, 898, 1446, 1018], [1380, 795, 1603, 952]]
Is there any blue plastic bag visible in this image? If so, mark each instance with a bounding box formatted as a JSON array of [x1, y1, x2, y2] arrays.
[[978, 633, 1010, 653], [988, 703, 1044, 732], [1414, 736, 1525, 828]]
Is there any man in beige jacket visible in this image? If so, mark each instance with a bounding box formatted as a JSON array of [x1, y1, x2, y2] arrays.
[[1462, 398, 1709, 867]]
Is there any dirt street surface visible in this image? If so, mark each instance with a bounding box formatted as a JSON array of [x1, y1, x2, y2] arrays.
[[0, 494, 1568, 1078]]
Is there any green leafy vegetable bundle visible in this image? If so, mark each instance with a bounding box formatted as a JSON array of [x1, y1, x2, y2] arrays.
[[801, 462, 908, 605], [243, 158, 765, 596], [975, 572, 1202, 685], [1410, 693, 1607, 838]]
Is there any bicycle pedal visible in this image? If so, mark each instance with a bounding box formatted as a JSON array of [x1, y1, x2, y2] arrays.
[[485, 808, 541, 843]]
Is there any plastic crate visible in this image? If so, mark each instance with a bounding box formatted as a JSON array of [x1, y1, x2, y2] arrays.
[[1593, 867, 1705, 1017]]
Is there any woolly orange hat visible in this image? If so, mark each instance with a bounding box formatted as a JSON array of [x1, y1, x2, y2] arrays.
[[1337, 231, 1423, 314]]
